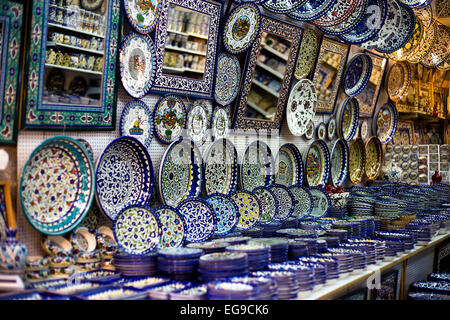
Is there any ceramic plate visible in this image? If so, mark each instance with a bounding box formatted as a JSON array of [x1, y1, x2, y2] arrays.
[[20, 136, 95, 235], [275, 143, 303, 186], [95, 136, 153, 221], [113, 206, 161, 255], [267, 184, 295, 221], [318, 0, 368, 36], [308, 187, 331, 218], [211, 107, 230, 140], [437, 56, 450, 71], [77, 139, 94, 163], [407, 19, 437, 64], [223, 3, 261, 54], [327, 117, 336, 140], [342, 53, 373, 97], [262, 0, 308, 14], [159, 138, 203, 207], [120, 100, 153, 148], [373, 102, 398, 144], [313, 0, 361, 28], [153, 94, 187, 144], [388, 16, 423, 61], [386, 61, 411, 102], [252, 186, 278, 225], [286, 79, 317, 137], [294, 29, 320, 80], [230, 190, 261, 230], [316, 122, 327, 140], [413, 5, 432, 28], [154, 205, 186, 249], [337, 97, 360, 141], [288, 0, 337, 21], [119, 33, 156, 98], [240, 140, 274, 192], [288, 185, 313, 219], [365, 136, 383, 180], [400, 0, 432, 8], [421, 25, 450, 68], [204, 138, 239, 196], [123, 0, 160, 34], [214, 53, 241, 106], [187, 102, 208, 144], [330, 138, 350, 187], [359, 119, 369, 140], [205, 193, 240, 236], [305, 140, 330, 186], [177, 198, 216, 243], [349, 138, 366, 184], [304, 120, 315, 140]]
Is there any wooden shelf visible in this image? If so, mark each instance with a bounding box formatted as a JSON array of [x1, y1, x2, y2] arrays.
[[47, 42, 104, 55], [45, 63, 103, 76], [48, 23, 105, 39], [256, 62, 284, 80], [262, 44, 289, 61], [247, 101, 273, 118], [165, 45, 206, 56], [252, 79, 280, 98], [167, 29, 208, 40]]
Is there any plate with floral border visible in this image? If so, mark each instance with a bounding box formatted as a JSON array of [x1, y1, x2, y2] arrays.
[[262, 0, 308, 14], [286, 79, 317, 137], [305, 139, 330, 187], [275, 143, 304, 187], [318, 0, 368, 36], [386, 61, 411, 102], [177, 198, 216, 243], [240, 140, 274, 192], [205, 193, 240, 236], [330, 138, 350, 187], [287, 0, 337, 21], [252, 186, 279, 225], [312, 0, 361, 28], [407, 19, 437, 64], [123, 0, 160, 35], [230, 190, 261, 230], [214, 53, 241, 106], [153, 94, 187, 144], [304, 120, 315, 140], [373, 102, 398, 145], [365, 136, 383, 181], [294, 29, 320, 80], [288, 185, 314, 219], [316, 122, 327, 140], [337, 97, 360, 141], [421, 24, 450, 68], [267, 184, 295, 221], [308, 186, 331, 218], [349, 138, 366, 185], [154, 205, 187, 249], [342, 53, 373, 97], [211, 106, 230, 141], [327, 117, 337, 140], [120, 100, 154, 148], [187, 101, 208, 144]]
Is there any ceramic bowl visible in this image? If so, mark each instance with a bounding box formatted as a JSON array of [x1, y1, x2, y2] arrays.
[[25, 256, 50, 271], [71, 227, 97, 252], [25, 268, 50, 281], [42, 236, 73, 256], [96, 226, 117, 249], [329, 192, 350, 210], [76, 250, 101, 263], [100, 247, 117, 259], [49, 265, 77, 278], [49, 255, 75, 267], [76, 261, 102, 272]]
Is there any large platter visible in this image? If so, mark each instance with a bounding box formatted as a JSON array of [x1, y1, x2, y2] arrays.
[[349, 138, 366, 185], [275, 143, 304, 187], [288, 0, 337, 21], [154, 205, 186, 249], [262, 0, 308, 14], [386, 61, 411, 101], [342, 54, 373, 97], [337, 97, 360, 141], [308, 187, 331, 218], [120, 100, 154, 148], [96, 137, 153, 221], [20, 136, 95, 235], [267, 184, 295, 221], [294, 29, 320, 80], [123, 0, 160, 34], [230, 190, 261, 230], [421, 25, 450, 68], [407, 19, 437, 64], [214, 53, 241, 106], [305, 139, 330, 187], [252, 186, 279, 225], [286, 79, 317, 137], [177, 198, 216, 243], [187, 102, 208, 144], [365, 136, 383, 181], [205, 193, 240, 236], [288, 185, 313, 219], [159, 138, 203, 207], [153, 94, 187, 144], [204, 138, 239, 196], [330, 138, 350, 187], [373, 102, 398, 144], [313, 0, 361, 28], [318, 0, 368, 36], [240, 140, 275, 192]]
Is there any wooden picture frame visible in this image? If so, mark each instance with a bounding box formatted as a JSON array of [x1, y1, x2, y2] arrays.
[[372, 270, 399, 300]]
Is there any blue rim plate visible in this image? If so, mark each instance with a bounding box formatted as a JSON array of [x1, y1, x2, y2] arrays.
[[337, 97, 360, 141], [275, 143, 304, 186], [214, 53, 241, 106], [330, 138, 350, 187], [211, 106, 231, 141], [308, 187, 331, 218], [205, 193, 240, 236], [316, 122, 327, 140], [153, 94, 187, 145], [372, 102, 398, 144], [240, 140, 275, 192], [252, 186, 279, 225], [154, 205, 187, 249], [234, 0, 269, 4], [230, 190, 262, 230], [120, 100, 154, 148], [327, 117, 336, 140], [157, 247, 203, 259], [342, 54, 373, 97], [318, 0, 368, 36], [262, 0, 309, 14], [123, 0, 160, 34], [267, 184, 295, 221], [287, 0, 337, 21], [288, 185, 314, 219], [305, 139, 330, 187], [312, 0, 361, 27], [176, 198, 216, 243]]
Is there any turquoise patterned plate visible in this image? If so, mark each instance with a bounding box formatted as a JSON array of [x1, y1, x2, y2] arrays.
[[308, 187, 331, 218], [240, 140, 274, 192], [275, 143, 303, 187], [154, 205, 186, 249], [205, 193, 240, 236], [230, 190, 261, 230]]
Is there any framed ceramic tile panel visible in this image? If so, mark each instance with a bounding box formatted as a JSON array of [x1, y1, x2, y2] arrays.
[[422, 124, 442, 145], [392, 120, 415, 145], [23, 0, 122, 130]]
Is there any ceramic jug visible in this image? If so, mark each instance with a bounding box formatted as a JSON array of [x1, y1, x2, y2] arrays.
[[0, 228, 28, 273]]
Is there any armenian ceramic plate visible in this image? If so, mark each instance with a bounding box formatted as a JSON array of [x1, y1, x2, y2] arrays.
[[20, 136, 95, 235], [313, 0, 361, 28], [153, 94, 187, 144], [123, 0, 160, 34], [187, 102, 208, 144], [223, 3, 261, 54], [316, 122, 327, 140], [365, 136, 383, 181], [373, 102, 398, 144], [205, 193, 240, 236], [262, 0, 308, 14], [288, 185, 313, 219], [342, 54, 373, 97], [318, 0, 368, 36], [349, 138, 366, 184], [304, 120, 315, 140], [386, 61, 411, 102], [211, 107, 230, 140], [267, 184, 295, 221], [120, 100, 153, 148], [230, 190, 261, 230], [294, 29, 320, 80], [413, 5, 432, 28], [308, 187, 331, 218], [286, 79, 317, 137], [177, 198, 216, 243], [288, 0, 337, 21], [388, 16, 423, 61], [95, 136, 153, 221], [113, 206, 161, 255], [240, 140, 274, 192], [154, 205, 186, 249], [327, 117, 336, 140], [275, 143, 303, 186], [305, 140, 330, 186], [119, 33, 156, 98], [330, 138, 350, 187], [204, 138, 239, 196], [77, 139, 94, 163], [359, 119, 370, 140], [407, 19, 437, 64], [421, 25, 450, 68], [337, 97, 360, 141], [252, 186, 278, 225], [214, 53, 241, 106]]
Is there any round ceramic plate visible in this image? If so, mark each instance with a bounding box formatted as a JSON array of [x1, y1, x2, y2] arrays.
[[113, 206, 161, 255], [304, 120, 315, 140], [330, 138, 350, 187], [342, 53, 373, 97], [386, 61, 411, 102], [305, 140, 330, 186], [407, 19, 437, 64], [413, 5, 432, 28], [177, 198, 216, 243], [95, 136, 153, 221], [421, 25, 450, 68], [204, 138, 239, 196], [153, 94, 186, 144], [214, 53, 241, 106], [365, 136, 383, 180], [77, 138, 94, 163], [20, 136, 95, 235], [240, 140, 274, 192], [349, 138, 366, 184], [327, 117, 336, 140], [275, 143, 303, 186], [294, 29, 320, 80], [359, 119, 369, 140], [211, 106, 230, 140], [252, 186, 278, 225], [187, 102, 208, 144], [316, 122, 327, 140], [262, 0, 308, 14], [120, 100, 153, 148], [123, 0, 160, 34], [159, 138, 203, 207], [437, 56, 450, 71], [288, 0, 337, 21], [288, 185, 313, 219], [80, 0, 104, 10], [400, 0, 432, 7], [286, 79, 317, 137], [373, 102, 398, 144], [313, 0, 361, 28], [230, 190, 261, 230], [119, 33, 156, 98], [318, 0, 368, 36], [337, 97, 360, 141], [205, 193, 240, 236], [388, 16, 423, 61], [267, 184, 295, 221], [308, 187, 331, 218], [154, 205, 186, 249]]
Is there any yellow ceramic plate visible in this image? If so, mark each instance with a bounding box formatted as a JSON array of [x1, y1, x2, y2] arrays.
[[365, 136, 383, 180], [349, 138, 366, 185]]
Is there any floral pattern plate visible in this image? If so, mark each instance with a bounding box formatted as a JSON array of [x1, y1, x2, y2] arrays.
[[120, 100, 154, 148], [327, 117, 336, 140], [407, 19, 437, 64], [288, 0, 337, 21], [211, 106, 230, 140], [214, 53, 241, 106], [205, 193, 240, 236], [304, 120, 315, 140], [337, 97, 360, 141], [318, 0, 368, 36], [240, 140, 274, 192], [252, 186, 279, 225], [305, 140, 330, 186], [153, 94, 186, 144], [308, 187, 331, 218], [349, 138, 366, 184], [421, 24, 450, 68], [275, 143, 303, 187], [286, 79, 317, 137], [359, 119, 370, 140], [262, 0, 308, 14], [230, 190, 261, 230], [294, 29, 320, 80], [313, 0, 361, 28], [123, 0, 160, 34], [288, 185, 313, 219], [330, 138, 350, 187], [267, 184, 295, 221], [365, 136, 383, 180], [187, 102, 208, 144], [373, 102, 398, 144], [386, 61, 411, 102], [342, 53, 373, 97], [95, 136, 153, 221], [154, 205, 186, 249], [177, 198, 216, 243], [20, 136, 95, 235], [388, 16, 423, 61], [316, 122, 327, 140]]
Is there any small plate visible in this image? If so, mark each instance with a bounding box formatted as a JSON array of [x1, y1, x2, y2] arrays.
[[230, 190, 261, 230], [275, 143, 304, 186], [123, 0, 160, 34], [120, 100, 154, 148], [240, 140, 274, 192], [262, 0, 308, 14], [154, 205, 186, 249], [305, 139, 330, 186], [342, 53, 373, 97], [349, 138, 366, 184], [187, 101, 208, 144], [304, 120, 315, 140], [327, 117, 336, 140], [214, 53, 241, 106], [177, 198, 216, 243], [252, 186, 279, 225], [211, 106, 230, 140], [286, 79, 317, 137], [373, 102, 398, 144], [365, 136, 383, 180], [337, 97, 359, 141], [359, 119, 370, 140], [288, 185, 314, 219], [330, 138, 350, 187], [316, 122, 327, 140], [153, 94, 187, 144], [308, 187, 331, 218], [267, 184, 295, 221], [205, 193, 240, 236], [288, 0, 337, 21]]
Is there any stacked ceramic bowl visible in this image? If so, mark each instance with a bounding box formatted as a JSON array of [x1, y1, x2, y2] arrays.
[[326, 229, 348, 242], [24, 256, 50, 283], [312, 255, 341, 281], [157, 248, 203, 280], [287, 240, 309, 259], [328, 192, 350, 218], [147, 281, 193, 300], [341, 241, 377, 265], [296, 259, 327, 288], [409, 281, 450, 298], [113, 251, 158, 276], [320, 252, 353, 275], [206, 281, 258, 300], [334, 248, 366, 272], [348, 190, 376, 216], [248, 238, 289, 263], [71, 227, 102, 272], [41, 236, 77, 279], [228, 276, 278, 300], [251, 270, 300, 300], [96, 226, 118, 270], [428, 273, 450, 283], [375, 231, 415, 251], [295, 238, 318, 255], [186, 241, 230, 254], [268, 263, 314, 296], [331, 221, 356, 239], [320, 236, 340, 248], [226, 243, 270, 271], [198, 252, 248, 282]]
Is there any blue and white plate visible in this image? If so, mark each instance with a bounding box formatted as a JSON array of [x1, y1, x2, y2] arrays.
[[214, 53, 241, 106], [123, 0, 160, 34], [337, 97, 360, 141], [252, 186, 279, 225], [342, 54, 373, 97], [267, 184, 295, 221], [241, 140, 275, 192], [318, 0, 368, 36], [262, 0, 308, 14], [316, 122, 327, 140], [372, 102, 398, 144], [176, 198, 216, 243], [308, 187, 331, 218], [330, 138, 350, 187], [287, 0, 337, 21], [211, 106, 230, 140], [230, 190, 261, 230], [120, 100, 154, 148], [154, 205, 186, 249], [275, 143, 303, 187], [327, 117, 337, 140], [289, 185, 314, 219], [205, 193, 240, 236]]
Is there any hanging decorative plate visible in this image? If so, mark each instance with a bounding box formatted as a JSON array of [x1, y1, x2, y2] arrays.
[[223, 3, 261, 54], [252, 186, 279, 225], [308, 187, 331, 218], [349, 138, 366, 184], [113, 206, 161, 255], [153, 94, 187, 144], [337, 97, 360, 141], [120, 100, 154, 148], [304, 120, 315, 140], [275, 143, 303, 186], [386, 61, 411, 101], [154, 205, 186, 249], [313, 0, 361, 28], [294, 29, 320, 80], [211, 107, 230, 140], [205, 193, 240, 236], [214, 54, 241, 107], [437, 56, 450, 71], [398, 0, 431, 7], [373, 102, 398, 145], [330, 138, 350, 187], [365, 136, 383, 180], [288, 185, 313, 219], [230, 190, 261, 230], [119, 33, 156, 98], [20, 136, 95, 235], [262, 0, 308, 14], [77, 139, 94, 163], [316, 122, 327, 140], [327, 117, 336, 140], [359, 119, 370, 140], [123, 0, 160, 34], [413, 5, 432, 28], [288, 0, 337, 21], [305, 140, 330, 186], [80, 0, 104, 11], [177, 198, 216, 243], [204, 138, 239, 196], [187, 102, 208, 144], [318, 0, 368, 36], [234, 0, 268, 3], [96, 136, 153, 221], [342, 54, 373, 97], [267, 184, 295, 221], [159, 138, 203, 207], [286, 79, 317, 137], [388, 16, 424, 61], [421, 25, 450, 68], [407, 19, 437, 64], [240, 140, 274, 192]]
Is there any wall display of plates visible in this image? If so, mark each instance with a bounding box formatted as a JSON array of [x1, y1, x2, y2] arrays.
[[316, 122, 327, 140], [159, 138, 203, 207], [123, 0, 160, 34], [330, 138, 350, 187], [274, 143, 303, 186], [240, 140, 274, 192], [177, 198, 216, 243], [304, 120, 315, 140], [252, 186, 279, 225], [267, 184, 295, 221], [223, 3, 261, 54], [287, 0, 337, 21], [153, 94, 187, 144], [342, 54, 373, 97], [214, 53, 241, 106], [308, 187, 331, 218], [349, 138, 366, 184], [365, 136, 383, 180], [154, 205, 186, 248], [327, 117, 336, 140], [262, 0, 308, 14], [205, 193, 240, 236], [386, 61, 411, 102], [337, 97, 360, 141], [373, 102, 398, 145], [204, 138, 239, 196], [318, 0, 368, 36], [359, 119, 370, 140], [113, 206, 161, 255], [211, 106, 230, 140], [20, 136, 95, 235], [288, 185, 313, 219], [305, 139, 330, 187], [407, 18, 436, 63], [96, 137, 153, 221], [294, 29, 320, 80], [312, 0, 361, 28], [230, 190, 261, 230], [421, 24, 450, 68], [120, 100, 154, 148], [286, 79, 317, 137], [187, 101, 208, 144]]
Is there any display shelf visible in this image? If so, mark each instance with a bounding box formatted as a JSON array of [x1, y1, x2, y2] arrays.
[[162, 66, 204, 74], [252, 80, 280, 98], [165, 45, 206, 56], [46, 42, 104, 55], [45, 63, 103, 76], [262, 44, 289, 61], [247, 101, 273, 118], [167, 29, 208, 40], [256, 62, 284, 80], [48, 23, 105, 39]]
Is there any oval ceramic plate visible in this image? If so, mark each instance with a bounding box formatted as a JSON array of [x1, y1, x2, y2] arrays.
[[275, 143, 303, 186], [153, 94, 187, 144], [204, 138, 239, 196], [123, 0, 160, 34], [262, 0, 308, 14], [342, 53, 373, 97], [359, 119, 369, 140], [288, 185, 313, 219], [330, 138, 350, 187], [349, 138, 366, 184], [119, 33, 156, 98], [337, 97, 360, 141], [305, 140, 330, 186], [386, 61, 411, 102], [214, 53, 241, 106], [413, 5, 432, 28], [407, 19, 437, 64], [177, 198, 216, 243], [267, 184, 295, 221], [95, 136, 153, 221], [288, 0, 337, 21], [154, 205, 186, 249], [318, 0, 368, 36], [80, 0, 104, 10], [211, 106, 230, 140], [313, 0, 361, 27], [159, 138, 203, 207], [316, 122, 327, 140], [205, 193, 240, 236], [240, 140, 274, 192], [77, 138, 94, 163], [373, 102, 398, 144], [308, 187, 331, 218], [230, 190, 261, 230], [421, 25, 450, 68], [187, 102, 208, 144], [252, 186, 279, 225], [286, 79, 317, 137], [327, 117, 336, 140], [365, 136, 383, 180], [304, 120, 315, 140], [20, 136, 95, 235], [120, 100, 153, 148], [294, 29, 320, 80]]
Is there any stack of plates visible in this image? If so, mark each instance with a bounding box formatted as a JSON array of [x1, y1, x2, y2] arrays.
[[213, 236, 250, 245], [348, 192, 375, 216], [316, 239, 328, 253], [169, 284, 207, 300], [198, 252, 248, 282], [294, 238, 318, 255], [206, 281, 258, 300], [312, 255, 340, 280], [326, 229, 348, 242], [287, 240, 309, 259], [262, 222, 283, 237], [341, 241, 376, 265], [281, 217, 298, 229], [113, 251, 158, 276], [374, 199, 399, 218], [266, 264, 314, 294], [296, 260, 327, 287], [331, 221, 356, 238], [157, 248, 203, 280], [226, 243, 270, 271], [241, 227, 263, 238], [384, 240, 405, 256], [326, 249, 355, 273], [320, 236, 340, 248], [251, 271, 299, 300], [410, 281, 450, 296], [248, 238, 289, 263], [148, 281, 193, 300], [228, 276, 278, 300], [276, 228, 317, 239], [407, 292, 450, 300], [428, 273, 450, 283], [299, 221, 323, 231], [186, 241, 230, 254], [375, 231, 414, 251]]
